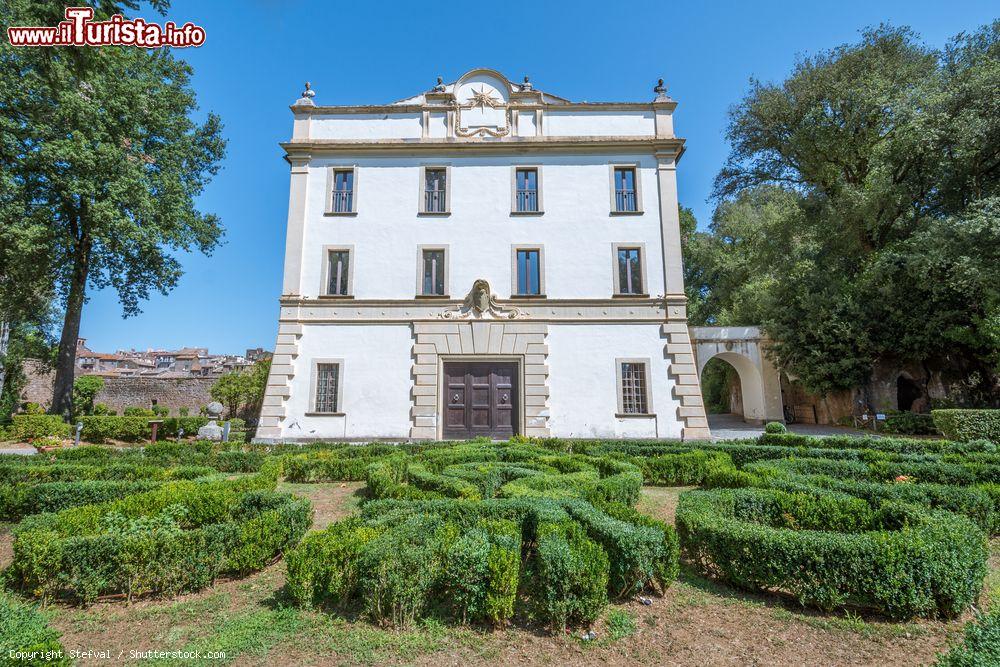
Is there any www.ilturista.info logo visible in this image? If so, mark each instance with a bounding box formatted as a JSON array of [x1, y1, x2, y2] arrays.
[[6, 7, 205, 48]]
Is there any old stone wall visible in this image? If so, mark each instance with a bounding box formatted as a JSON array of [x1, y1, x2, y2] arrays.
[[19, 361, 213, 414]]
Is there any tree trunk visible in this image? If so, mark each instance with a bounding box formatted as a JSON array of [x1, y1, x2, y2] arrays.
[[50, 235, 91, 420], [0, 320, 10, 400]]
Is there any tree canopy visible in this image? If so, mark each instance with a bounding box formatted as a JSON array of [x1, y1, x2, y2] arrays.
[[687, 22, 1000, 401], [0, 0, 226, 417]]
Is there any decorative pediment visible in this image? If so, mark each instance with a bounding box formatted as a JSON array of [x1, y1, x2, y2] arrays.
[[439, 279, 524, 320], [455, 71, 510, 137]]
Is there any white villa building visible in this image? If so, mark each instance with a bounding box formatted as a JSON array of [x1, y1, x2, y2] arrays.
[[255, 69, 717, 442]]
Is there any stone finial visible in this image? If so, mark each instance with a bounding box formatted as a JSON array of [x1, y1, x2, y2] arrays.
[[295, 81, 316, 106], [433, 76, 446, 92], [522, 76, 533, 91], [653, 78, 669, 101]]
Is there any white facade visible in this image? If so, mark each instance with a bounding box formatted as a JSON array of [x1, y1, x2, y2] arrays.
[[257, 70, 710, 442]]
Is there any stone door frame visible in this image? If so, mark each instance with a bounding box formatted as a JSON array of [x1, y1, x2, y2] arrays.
[[411, 321, 549, 439]]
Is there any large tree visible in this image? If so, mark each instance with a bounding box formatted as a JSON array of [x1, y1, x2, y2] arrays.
[[697, 22, 1000, 401], [0, 0, 226, 418]]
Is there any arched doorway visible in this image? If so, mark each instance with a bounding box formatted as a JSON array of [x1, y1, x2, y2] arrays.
[[701, 356, 742, 417], [896, 375, 922, 412], [697, 351, 767, 423]]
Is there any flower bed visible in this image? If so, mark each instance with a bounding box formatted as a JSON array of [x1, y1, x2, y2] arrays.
[[676, 487, 988, 619]]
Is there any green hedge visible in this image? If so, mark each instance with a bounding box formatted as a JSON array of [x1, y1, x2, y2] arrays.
[[11, 415, 69, 440], [7, 467, 303, 604], [78, 416, 149, 443], [883, 412, 939, 435], [739, 459, 1000, 534], [0, 591, 69, 665], [936, 609, 1000, 665], [934, 410, 1000, 443], [290, 488, 677, 632], [677, 487, 988, 619]]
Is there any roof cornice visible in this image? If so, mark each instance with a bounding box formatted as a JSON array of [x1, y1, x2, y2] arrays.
[[281, 136, 685, 158], [291, 100, 677, 114]]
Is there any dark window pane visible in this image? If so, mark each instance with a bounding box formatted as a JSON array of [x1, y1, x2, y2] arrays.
[[422, 250, 445, 295], [332, 171, 354, 212], [515, 168, 538, 212], [614, 167, 637, 211], [315, 363, 339, 412], [328, 251, 349, 295], [617, 248, 642, 294], [517, 249, 540, 295], [425, 169, 447, 212]]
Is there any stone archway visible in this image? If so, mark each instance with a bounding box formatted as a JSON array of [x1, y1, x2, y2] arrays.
[[690, 326, 784, 424]]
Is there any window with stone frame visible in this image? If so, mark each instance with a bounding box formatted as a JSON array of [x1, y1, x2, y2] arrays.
[[424, 168, 447, 213], [327, 249, 350, 296], [314, 363, 340, 413], [619, 361, 649, 414], [422, 249, 446, 295], [616, 247, 643, 295], [331, 169, 354, 213], [613, 166, 638, 212]]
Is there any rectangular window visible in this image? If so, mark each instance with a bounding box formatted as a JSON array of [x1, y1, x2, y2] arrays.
[[614, 167, 638, 212], [516, 249, 541, 295], [515, 168, 538, 212], [331, 169, 354, 213], [327, 250, 350, 296], [422, 249, 446, 295], [620, 362, 649, 414], [424, 168, 447, 213], [315, 363, 340, 413], [617, 247, 643, 294]]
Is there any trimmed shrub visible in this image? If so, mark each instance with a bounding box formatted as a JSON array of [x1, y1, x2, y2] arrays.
[[79, 416, 150, 443], [934, 410, 1000, 443], [358, 514, 458, 626], [123, 407, 155, 417], [883, 411, 939, 436], [0, 480, 162, 521], [677, 487, 988, 619], [285, 518, 381, 608], [11, 415, 69, 440], [0, 591, 69, 665], [442, 518, 521, 626], [159, 417, 210, 438], [633, 450, 735, 486], [936, 609, 1000, 666], [535, 520, 609, 631], [7, 473, 307, 604], [764, 421, 787, 434]]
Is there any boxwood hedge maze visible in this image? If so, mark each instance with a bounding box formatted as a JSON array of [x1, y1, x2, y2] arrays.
[[1, 432, 997, 661]]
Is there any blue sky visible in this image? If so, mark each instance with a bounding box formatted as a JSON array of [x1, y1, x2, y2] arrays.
[[77, 0, 998, 355]]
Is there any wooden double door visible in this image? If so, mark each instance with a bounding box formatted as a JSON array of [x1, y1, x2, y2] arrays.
[[443, 362, 518, 439]]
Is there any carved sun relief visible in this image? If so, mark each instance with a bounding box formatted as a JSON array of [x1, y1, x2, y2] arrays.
[[457, 84, 510, 137]]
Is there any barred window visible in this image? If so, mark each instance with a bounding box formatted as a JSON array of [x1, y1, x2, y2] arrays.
[[424, 168, 447, 213], [613, 167, 637, 212], [315, 363, 340, 413], [331, 170, 354, 213], [620, 362, 648, 414]]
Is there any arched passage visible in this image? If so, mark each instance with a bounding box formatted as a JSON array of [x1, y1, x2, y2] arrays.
[[689, 326, 785, 425], [698, 351, 767, 422]]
